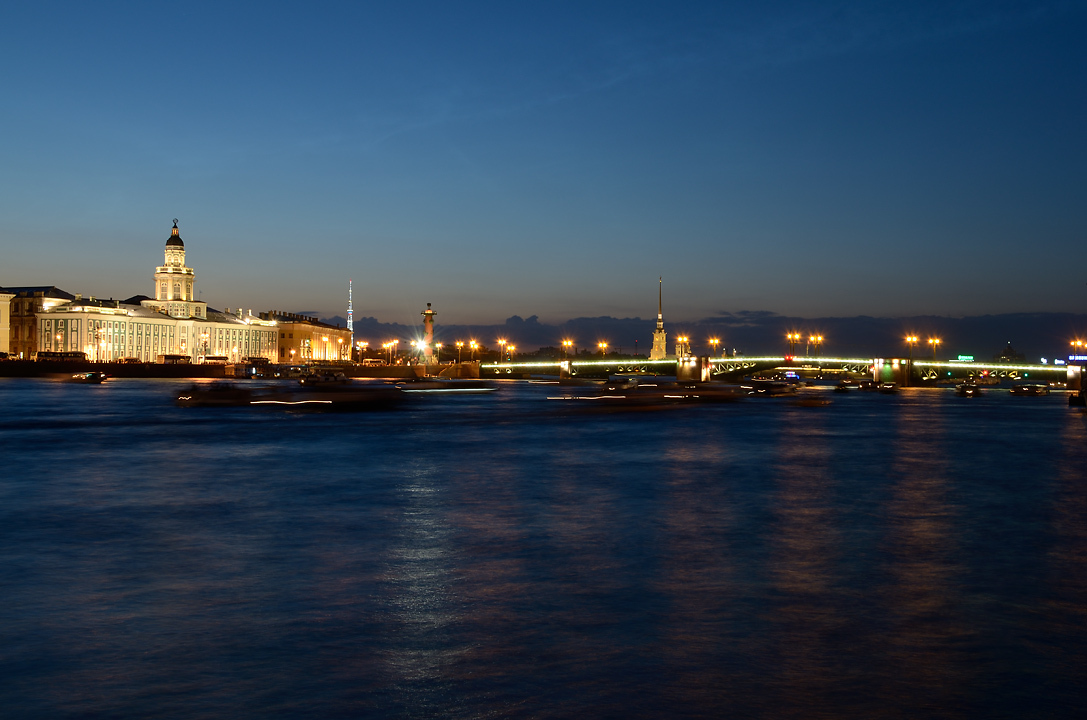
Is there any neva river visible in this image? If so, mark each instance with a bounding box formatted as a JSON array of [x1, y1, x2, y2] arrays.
[[1, 378, 1085, 718]]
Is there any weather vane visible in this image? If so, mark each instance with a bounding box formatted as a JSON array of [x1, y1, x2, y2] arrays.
[[173, 218, 179, 225]]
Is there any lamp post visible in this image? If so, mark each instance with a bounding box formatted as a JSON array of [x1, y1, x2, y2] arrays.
[[497, 339, 507, 362], [709, 337, 720, 357], [562, 339, 573, 359], [904, 335, 918, 387], [928, 337, 941, 361], [469, 340, 478, 361], [507, 344, 515, 361], [435, 343, 442, 363], [456, 341, 463, 363], [786, 332, 800, 356], [598, 341, 608, 358], [810, 335, 823, 357]]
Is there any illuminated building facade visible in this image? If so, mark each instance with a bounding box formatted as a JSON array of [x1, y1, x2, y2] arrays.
[[649, 277, 669, 360], [3, 286, 75, 359], [0, 288, 13, 354], [259, 311, 352, 363], [144, 220, 207, 319], [31, 222, 277, 362]]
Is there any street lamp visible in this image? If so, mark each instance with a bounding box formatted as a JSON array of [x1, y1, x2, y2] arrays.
[[435, 342, 443, 363], [497, 339, 507, 362], [456, 341, 463, 363], [507, 344, 515, 360], [709, 337, 720, 357], [676, 335, 689, 357], [928, 337, 941, 361], [904, 335, 919, 387], [786, 332, 801, 355], [469, 340, 478, 361], [598, 341, 608, 357]]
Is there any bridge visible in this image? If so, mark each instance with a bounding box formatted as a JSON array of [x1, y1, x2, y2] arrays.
[[481, 356, 1071, 383]]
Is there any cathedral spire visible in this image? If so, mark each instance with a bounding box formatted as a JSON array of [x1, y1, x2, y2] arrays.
[[649, 277, 668, 360], [656, 277, 663, 328]]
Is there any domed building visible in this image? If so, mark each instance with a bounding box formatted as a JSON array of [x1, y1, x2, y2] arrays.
[[31, 220, 278, 363]]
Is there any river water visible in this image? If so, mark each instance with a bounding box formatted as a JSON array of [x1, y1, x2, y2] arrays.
[[1, 378, 1084, 718]]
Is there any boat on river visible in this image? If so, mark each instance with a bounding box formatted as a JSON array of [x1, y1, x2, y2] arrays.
[[956, 382, 982, 397], [1009, 384, 1049, 396], [66, 371, 108, 384], [741, 380, 797, 397], [548, 379, 745, 411], [176, 381, 404, 410]]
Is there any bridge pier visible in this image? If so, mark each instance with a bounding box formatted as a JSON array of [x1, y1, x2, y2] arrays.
[[873, 358, 913, 386], [676, 356, 711, 382], [1068, 364, 1085, 406]]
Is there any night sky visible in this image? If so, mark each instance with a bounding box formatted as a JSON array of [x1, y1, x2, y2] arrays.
[[2, 1, 1084, 326]]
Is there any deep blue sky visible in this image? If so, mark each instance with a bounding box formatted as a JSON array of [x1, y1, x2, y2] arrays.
[[2, 1, 1084, 325]]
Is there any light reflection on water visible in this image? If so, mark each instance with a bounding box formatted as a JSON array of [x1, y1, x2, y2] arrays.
[[0, 379, 1085, 718]]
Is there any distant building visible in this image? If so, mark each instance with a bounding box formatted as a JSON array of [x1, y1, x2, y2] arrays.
[[649, 277, 669, 360], [995, 343, 1026, 363], [0, 287, 13, 355], [30, 221, 277, 362], [259, 311, 352, 363], [3, 286, 76, 359]]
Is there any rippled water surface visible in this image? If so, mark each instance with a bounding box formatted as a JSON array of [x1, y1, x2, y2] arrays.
[[1, 378, 1085, 718]]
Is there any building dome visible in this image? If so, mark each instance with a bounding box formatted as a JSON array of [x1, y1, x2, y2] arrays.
[[166, 219, 184, 248]]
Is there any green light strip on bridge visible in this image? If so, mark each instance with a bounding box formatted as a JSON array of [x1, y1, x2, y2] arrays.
[[912, 361, 1065, 372], [481, 356, 877, 370]]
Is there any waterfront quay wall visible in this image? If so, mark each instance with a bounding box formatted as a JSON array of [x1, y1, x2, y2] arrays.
[[0, 360, 229, 378], [0, 361, 471, 380]]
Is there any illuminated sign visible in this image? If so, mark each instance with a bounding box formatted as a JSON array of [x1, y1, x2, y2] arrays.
[[1069, 355, 1087, 362], [956, 355, 974, 362]]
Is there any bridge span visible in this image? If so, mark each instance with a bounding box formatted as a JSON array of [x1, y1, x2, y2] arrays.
[[482, 356, 1071, 383]]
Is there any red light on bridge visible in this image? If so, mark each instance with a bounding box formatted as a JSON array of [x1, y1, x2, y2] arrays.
[[784, 354, 794, 363]]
